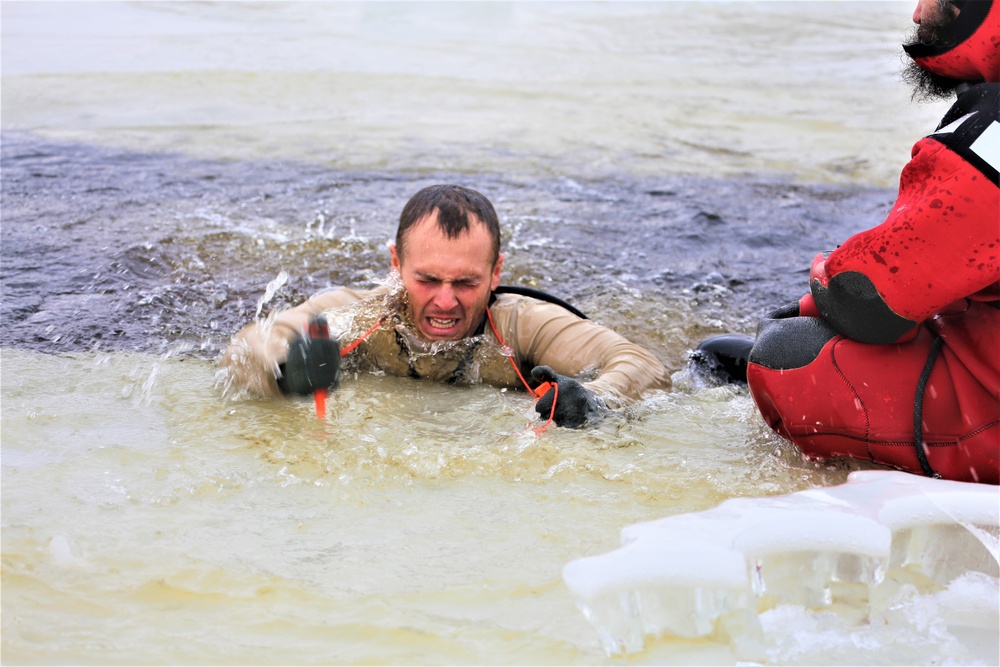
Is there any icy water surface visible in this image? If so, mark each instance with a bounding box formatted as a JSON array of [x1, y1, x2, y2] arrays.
[[3, 1, 995, 664]]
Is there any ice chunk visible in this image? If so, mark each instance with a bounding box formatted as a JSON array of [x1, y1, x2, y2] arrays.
[[564, 542, 754, 655], [563, 470, 999, 658]]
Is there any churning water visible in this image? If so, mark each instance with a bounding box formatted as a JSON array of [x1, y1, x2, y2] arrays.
[[2, 2, 995, 664]]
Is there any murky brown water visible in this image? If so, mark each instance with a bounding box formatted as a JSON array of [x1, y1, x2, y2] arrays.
[[4, 2, 993, 665]]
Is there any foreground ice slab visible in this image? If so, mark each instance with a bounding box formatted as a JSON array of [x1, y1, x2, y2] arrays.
[[563, 470, 999, 659]]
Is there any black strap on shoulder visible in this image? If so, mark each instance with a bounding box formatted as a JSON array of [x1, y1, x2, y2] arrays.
[[913, 334, 945, 478], [493, 285, 588, 320]]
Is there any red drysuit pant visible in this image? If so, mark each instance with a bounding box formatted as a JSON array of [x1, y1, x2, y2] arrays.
[[747, 301, 999, 484]]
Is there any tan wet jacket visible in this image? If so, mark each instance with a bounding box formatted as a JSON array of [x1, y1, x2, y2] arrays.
[[219, 285, 671, 407]]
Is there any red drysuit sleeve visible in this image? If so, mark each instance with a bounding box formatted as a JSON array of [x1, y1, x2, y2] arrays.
[[810, 85, 1000, 344]]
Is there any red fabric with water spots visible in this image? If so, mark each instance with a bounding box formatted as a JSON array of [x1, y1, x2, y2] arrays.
[[815, 140, 1000, 327], [911, 0, 1000, 83], [748, 83, 999, 484], [747, 303, 999, 484]]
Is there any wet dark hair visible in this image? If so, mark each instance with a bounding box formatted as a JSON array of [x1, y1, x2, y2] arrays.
[[396, 184, 502, 264], [902, 0, 966, 101]]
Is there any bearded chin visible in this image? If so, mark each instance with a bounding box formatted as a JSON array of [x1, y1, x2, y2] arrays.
[[900, 14, 967, 103], [901, 53, 967, 102]]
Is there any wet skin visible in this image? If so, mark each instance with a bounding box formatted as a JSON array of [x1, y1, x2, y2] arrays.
[[390, 212, 504, 342]]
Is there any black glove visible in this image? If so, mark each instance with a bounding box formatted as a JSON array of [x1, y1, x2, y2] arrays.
[[530, 365, 605, 428], [277, 328, 341, 396], [749, 302, 838, 372], [689, 333, 754, 385]]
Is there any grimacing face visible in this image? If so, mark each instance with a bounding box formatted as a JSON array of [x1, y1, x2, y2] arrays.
[[390, 211, 504, 342]]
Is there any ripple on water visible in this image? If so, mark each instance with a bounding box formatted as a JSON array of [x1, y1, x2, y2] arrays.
[[2, 132, 896, 374]]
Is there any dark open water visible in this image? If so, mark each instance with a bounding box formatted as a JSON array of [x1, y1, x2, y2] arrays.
[[1, 131, 895, 372]]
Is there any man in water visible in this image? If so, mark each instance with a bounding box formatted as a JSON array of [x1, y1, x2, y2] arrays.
[[221, 184, 671, 428], [695, 0, 999, 483]]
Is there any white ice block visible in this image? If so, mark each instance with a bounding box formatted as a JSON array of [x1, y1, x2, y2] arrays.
[[562, 470, 999, 657]]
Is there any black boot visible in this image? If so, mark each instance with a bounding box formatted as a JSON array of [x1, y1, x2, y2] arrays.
[[689, 334, 754, 385]]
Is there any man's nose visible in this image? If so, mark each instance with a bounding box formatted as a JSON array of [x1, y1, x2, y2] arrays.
[[432, 284, 459, 310]]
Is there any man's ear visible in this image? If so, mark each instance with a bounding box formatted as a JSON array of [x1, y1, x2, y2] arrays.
[[390, 244, 401, 272], [490, 253, 505, 291]]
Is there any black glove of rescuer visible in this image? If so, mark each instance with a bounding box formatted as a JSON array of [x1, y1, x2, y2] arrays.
[[277, 319, 341, 396], [531, 365, 605, 428], [689, 333, 755, 385]]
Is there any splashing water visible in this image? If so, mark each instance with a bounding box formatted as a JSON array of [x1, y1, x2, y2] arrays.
[[255, 270, 289, 321]]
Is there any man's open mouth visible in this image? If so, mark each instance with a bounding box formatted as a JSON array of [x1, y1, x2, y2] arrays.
[[428, 317, 458, 329]]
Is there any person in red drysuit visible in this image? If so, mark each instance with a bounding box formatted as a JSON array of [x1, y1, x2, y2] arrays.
[[695, 0, 999, 483]]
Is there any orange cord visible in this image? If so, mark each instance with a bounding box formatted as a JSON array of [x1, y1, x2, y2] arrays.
[[485, 308, 558, 434], [339, 317, 384, 357], [314, 388, 327, 419]]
